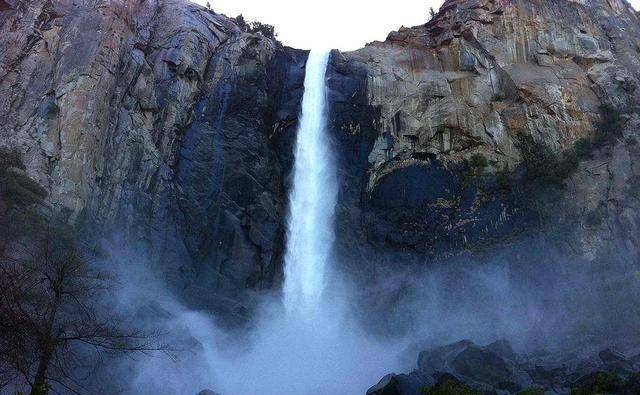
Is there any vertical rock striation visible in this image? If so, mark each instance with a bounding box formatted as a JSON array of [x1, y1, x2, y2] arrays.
[[0, 0, 306, 321], [326, 0, 640, 261]]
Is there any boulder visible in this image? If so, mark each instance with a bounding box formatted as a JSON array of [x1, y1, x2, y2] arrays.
[[417, 339, 530, 392], [370, 340, 640, 394], [366, 372, 433, 395]]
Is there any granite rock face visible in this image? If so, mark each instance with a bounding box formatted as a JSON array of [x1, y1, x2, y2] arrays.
[[1, 0, 640, 323], [327, 0, 640, 262], [0, 0, 305, 321], [367, 339, 640, 394]]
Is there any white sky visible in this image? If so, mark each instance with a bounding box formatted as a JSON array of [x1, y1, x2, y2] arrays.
[[192, 0, 443, 50], [192, 0, 640, 50]]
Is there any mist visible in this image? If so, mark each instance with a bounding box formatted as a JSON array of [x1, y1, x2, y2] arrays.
[[71, 32, 640, 395], [84, 229, 640, 395], [2, 0, 639, 393], [91, 49, 406, 395], [94, 243, 402, 395], [356, 237, 640, 358]]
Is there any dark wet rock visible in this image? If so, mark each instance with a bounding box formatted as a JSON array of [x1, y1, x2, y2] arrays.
[[366, 374, 402, 395], [485, 340, 518, 362], [599, 348, 639, 373], [196, 390, 220, 395], [366, 372, 433, 395], [450, 345, 521, 391], [322, 0, 640, 342], [327, 0, 640, 265], [370, 340, 640, 395], [417, 340, 531, 392]]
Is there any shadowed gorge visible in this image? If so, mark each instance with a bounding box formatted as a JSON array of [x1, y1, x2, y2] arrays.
[[1, 0, 640, 393]]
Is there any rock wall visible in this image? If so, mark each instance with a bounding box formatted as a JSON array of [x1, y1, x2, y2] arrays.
[[1, 0, 640, 326], [326, 0, 640, 263], [367, 339, 640, 394], [0, 0, 305, 322]]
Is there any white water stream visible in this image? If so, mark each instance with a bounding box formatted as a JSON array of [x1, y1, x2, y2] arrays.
[[283, 49, 337, 317], [125, 49, 400, 395]]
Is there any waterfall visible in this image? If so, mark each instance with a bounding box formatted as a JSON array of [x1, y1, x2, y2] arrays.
[[283, 49, 337, 316], [127, 49, 400, 395]]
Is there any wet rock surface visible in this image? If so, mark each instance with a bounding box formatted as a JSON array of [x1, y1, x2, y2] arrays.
[[322, 0, 640, 338], [368, 339, 640, 394]]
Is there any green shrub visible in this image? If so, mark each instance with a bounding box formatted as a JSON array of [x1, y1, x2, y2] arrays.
[[30, 383, 51, 395], [496, 165, 511, 190], [517, 104, 626, 190], [235, 14, 248, 31], [572, 372, 622, 395], [462, 153, 489, 181], [574, 138, 593, 159], [248, 21, 276, 38], [421, 375, 482, 395], [12, 383, 51, 395], [517, 389, 545, 395], [235, 16, 277, 39], [0, 149, 48, 207], [469, 153, 488, 170], [517, 135, 578, 186]]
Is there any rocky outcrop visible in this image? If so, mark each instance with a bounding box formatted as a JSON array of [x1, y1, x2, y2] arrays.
[[367, 339, 640, 394], [327, 0, 640, 259], [316, 0, 640, 351], [0, 0, 305, 322]]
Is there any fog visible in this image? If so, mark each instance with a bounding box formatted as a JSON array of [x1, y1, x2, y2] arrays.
[[94, 49, 406, 395], [356, 239, 640, 357], [99, 245, 403, 395], [90, 233, 640, 395], [79, 47, 640, 394]]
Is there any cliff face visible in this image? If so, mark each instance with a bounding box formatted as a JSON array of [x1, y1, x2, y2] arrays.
[[1, 0, 640, 323], [0, 0, 305, 322], [327, 0, 640, 266]]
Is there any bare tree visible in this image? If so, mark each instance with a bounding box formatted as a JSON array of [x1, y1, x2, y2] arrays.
[[0, 218, 166, 394], [429, 6, 436, 20], [0, 153, 166, 394]]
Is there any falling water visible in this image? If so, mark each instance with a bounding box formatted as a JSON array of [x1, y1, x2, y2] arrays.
[[283, 49, 337, 316], [125, 49, 402, 395]]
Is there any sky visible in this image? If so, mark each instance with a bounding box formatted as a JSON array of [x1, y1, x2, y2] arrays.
[[192, 0, 443, 50], [193, 0, 640, 50]]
